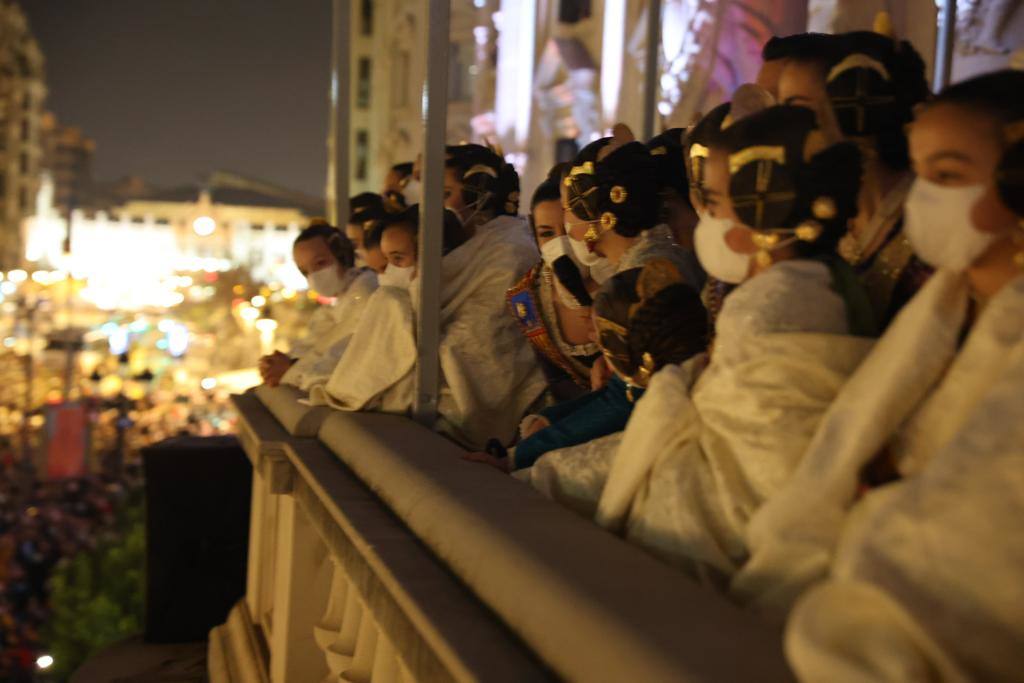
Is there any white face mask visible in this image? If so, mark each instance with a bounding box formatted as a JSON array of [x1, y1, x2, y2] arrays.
[[569, 233, 603, 266], [694, 212, 749, 284], [378, 263, 416, 289], [402, 178, 422, 205], [539, 235, 576, 268], [904, 178, 996, 272], [307, 265, 345, 297]]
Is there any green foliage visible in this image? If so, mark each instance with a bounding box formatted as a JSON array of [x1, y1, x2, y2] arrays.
[[42, 494, 145, 682]]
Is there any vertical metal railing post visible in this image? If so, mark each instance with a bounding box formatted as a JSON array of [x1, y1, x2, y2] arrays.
[[933, 0, 956, 93], [642, 0, 662, 140], [413, 0, 450, 425], [330, 0, 352, 226]]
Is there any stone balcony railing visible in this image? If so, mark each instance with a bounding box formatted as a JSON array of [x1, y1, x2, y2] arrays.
[[208, 385, 794, 683]]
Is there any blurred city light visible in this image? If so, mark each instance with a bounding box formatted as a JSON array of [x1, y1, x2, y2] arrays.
[[192, 215, 216, 236]]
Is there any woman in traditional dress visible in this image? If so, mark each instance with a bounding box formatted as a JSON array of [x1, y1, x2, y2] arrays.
[[563, 127, 704, 288], [775, 28, 932, 324], [310, 145, 546, 450], [472, 260, 708, 478], [507, 170, 600, 401], [587, 106, 876, 584], [734, 70, 1024, 682], [258, 220, 378, 391]]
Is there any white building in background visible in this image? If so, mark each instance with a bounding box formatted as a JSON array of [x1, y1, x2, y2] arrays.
[[22, 171, 321, 309]]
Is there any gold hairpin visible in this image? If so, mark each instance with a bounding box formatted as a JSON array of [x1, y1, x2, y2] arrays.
[[569, 162, 596, 177], [728, 146, 786, 175], [464, 164, 498, 179], [827, 54, 892, 84]]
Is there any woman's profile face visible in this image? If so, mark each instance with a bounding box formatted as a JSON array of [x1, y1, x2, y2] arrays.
[[909, 102, 1016, 235], [443, 167, 466, 215], [531, 199, 563, 247], [778, 60, 842, 143], [380, 224, 417, 268]]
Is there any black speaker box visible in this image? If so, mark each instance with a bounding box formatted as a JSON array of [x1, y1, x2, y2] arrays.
[[142, 435, 251, 642]]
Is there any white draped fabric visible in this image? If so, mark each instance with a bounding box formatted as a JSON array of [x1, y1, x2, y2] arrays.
[[731, 272, 1024, 681], [525, 432, 624, 518], [592, 260, 874, 581], [281, 269, 378, 391], [310, 215, 546, 449]]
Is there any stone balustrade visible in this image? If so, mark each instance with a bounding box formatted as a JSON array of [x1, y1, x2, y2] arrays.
[[208, 386, 794, 682]]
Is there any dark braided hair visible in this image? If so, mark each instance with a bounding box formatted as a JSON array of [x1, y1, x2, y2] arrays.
[[445, 143, 521, 217], [721, 105, 862, 259], [627, 283, 709, 373], [593, 262, 708, 386], [565, 141, 660, 238], [826, 31, 929, 171]]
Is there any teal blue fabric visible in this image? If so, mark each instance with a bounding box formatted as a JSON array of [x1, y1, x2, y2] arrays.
[[513, 375, 641, 470]]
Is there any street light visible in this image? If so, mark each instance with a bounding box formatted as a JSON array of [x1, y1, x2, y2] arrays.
[[192, 216, 216, 237]]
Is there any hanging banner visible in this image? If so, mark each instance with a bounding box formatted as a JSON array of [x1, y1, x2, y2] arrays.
[[45, 401, 89, 479]]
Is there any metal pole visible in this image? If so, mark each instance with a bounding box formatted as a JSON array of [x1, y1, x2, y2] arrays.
[[933, 0, 956, 93], [642, 0, 662, 140], [330, 0, 352, 226], [412, 0, 450, 426]]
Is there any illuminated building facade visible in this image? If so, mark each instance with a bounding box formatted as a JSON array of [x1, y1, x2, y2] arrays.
[[23, 171, 322, 309], [344, 0, 484, 195], [340, 0, 959, 196], [0, 1, 46, 269]]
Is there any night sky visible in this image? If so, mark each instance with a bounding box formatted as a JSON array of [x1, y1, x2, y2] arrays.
[[18, 0, 332, 197]]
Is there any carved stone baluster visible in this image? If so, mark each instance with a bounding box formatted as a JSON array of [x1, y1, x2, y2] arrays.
[[340, 611, 378, 683], [314, 556, 348, 682], [269, 493, 329, 683], [368, 631, 399, 683], [322, 578, 362, 677]]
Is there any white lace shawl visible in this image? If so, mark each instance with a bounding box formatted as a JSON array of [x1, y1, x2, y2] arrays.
[[731, 271, 983, 616], [595, 260, 872, 579], [310, 215, 546, 449], [784, 275, 1024, 681], [281, 269, 378, 391]]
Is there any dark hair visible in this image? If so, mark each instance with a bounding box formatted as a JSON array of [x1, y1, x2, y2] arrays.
[[379, 205, 467, 255], [593, 264, 708, 383], [722, 105, 862, 258], [349, 192, 384, 223], [391, 162, 414, 178], [445, 143, 521, 217], [531, 175, 562, 210], [646, 128, 687, 198], [684, 103, 731, 195], [929, 68, 1024, 124], [294, 222, 356, 268], [825, 31, 929, 170], [565, 140, 660, 237], [761, 32, 839, 62]]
